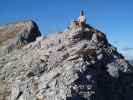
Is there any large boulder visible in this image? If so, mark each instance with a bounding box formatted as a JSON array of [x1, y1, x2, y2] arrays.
[[0, 20, 41, 55]]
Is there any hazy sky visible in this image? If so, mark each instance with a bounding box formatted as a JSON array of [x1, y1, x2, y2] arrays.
[[0, 0, 133, 59]]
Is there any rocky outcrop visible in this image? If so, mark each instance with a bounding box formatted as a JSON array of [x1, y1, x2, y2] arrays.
[[0, 20, 41, 55], [0, 21, 133, 100]]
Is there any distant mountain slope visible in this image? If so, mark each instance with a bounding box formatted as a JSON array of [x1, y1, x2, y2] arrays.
[[129, 60, 133, 65], [0, 20, 41, 56], [0, 20, 41, 43]]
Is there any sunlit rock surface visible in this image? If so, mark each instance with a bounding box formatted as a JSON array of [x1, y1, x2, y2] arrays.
[[0, 21, 133, 100]]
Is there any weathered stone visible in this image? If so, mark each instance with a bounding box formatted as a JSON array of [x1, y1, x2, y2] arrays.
[[0, 21, 133, 100], [0, 20, 41, 55]]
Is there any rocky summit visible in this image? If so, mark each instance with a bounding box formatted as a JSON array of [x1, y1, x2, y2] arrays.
[[0, 21, 133, 100], [0, 20, 41, 56]]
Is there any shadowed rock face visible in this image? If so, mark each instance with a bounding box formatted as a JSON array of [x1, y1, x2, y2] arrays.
[[0, 21, 133, 100], [129, 60, 133, 66], [0, 20, 41, 55]]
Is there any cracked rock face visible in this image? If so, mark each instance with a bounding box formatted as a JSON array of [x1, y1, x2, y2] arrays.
[[0, 21, 133, 100]]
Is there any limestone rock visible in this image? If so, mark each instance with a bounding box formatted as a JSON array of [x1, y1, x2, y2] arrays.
[[0, 20, 41, 55], [0, 21, 133, 100]]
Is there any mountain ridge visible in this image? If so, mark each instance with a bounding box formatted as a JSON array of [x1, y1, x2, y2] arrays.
[[0, 20, 133, 100], [0, 20, 41, 56]]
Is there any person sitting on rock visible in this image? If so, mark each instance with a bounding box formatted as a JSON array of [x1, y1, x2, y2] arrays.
[[78, 10, 86, 26], [73, 10, 86, 33], [74, 10, 86, 30]]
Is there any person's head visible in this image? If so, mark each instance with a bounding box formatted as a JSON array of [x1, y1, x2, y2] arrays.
[[80, 10, 84, 16]]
